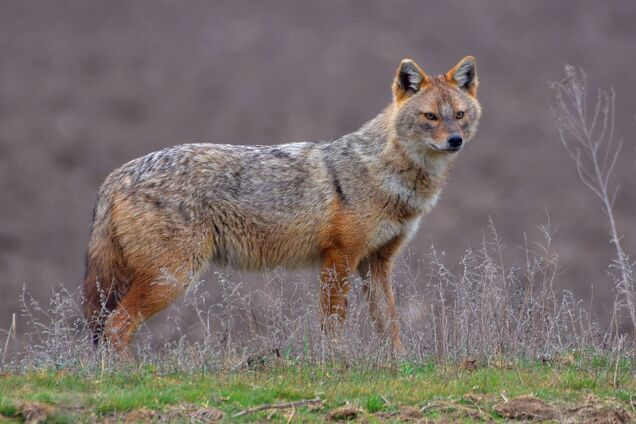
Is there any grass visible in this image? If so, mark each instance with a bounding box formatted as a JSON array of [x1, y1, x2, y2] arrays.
[[0, 358, 634, 422]]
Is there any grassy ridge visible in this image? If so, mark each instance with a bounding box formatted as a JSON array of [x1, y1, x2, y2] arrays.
[[0, 358, 634, 422]]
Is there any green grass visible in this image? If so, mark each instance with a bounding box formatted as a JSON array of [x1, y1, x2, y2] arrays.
[[0, 359, 634, 422]]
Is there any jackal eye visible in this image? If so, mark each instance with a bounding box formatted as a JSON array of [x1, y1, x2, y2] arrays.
[[455, 111, 465, 119], [423, 112, 437, 121]]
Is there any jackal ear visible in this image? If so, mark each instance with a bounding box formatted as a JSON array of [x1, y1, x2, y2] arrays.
[[446, 56, 478, 96], [393, 59, 428, 101]]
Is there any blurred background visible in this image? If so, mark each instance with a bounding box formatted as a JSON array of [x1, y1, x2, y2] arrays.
[[1, 0, 634, 333]]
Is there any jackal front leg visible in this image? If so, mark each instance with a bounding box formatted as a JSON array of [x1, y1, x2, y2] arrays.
[[358, 259, 385, 336], [319, 249, 357, 342], [370, 257, 402, 352], [364, 236, 404, 352]]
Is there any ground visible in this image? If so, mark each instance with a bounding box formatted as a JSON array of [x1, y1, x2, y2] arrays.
[[1, 358, 634, 423]]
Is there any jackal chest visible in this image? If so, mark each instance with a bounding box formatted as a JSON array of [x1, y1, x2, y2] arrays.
[[365, 190, 440, 253], [366, 215, 421, 255]]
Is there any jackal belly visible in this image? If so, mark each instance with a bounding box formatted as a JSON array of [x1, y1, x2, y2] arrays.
[[208, 211, 326, 270]]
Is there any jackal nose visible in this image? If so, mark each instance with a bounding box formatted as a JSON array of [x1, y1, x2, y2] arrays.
[[447, 135, 463, 149]]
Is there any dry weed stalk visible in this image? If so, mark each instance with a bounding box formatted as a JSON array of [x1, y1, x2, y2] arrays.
[[550, 66, 635, 333]]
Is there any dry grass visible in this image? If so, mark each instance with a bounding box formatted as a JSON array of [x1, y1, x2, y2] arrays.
[[0, 67, 633, 375], [0, 216, 632, 375]]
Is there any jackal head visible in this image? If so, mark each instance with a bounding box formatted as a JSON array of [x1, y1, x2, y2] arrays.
[[391, 56, 481, 155]]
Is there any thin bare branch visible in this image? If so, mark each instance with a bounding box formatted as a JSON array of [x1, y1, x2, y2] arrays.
[[233, 397, 323, 417], [550, 66, 635, 332]]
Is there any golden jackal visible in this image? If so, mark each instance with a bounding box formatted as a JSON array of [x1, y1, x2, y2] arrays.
[[84, 56, 481, 352]]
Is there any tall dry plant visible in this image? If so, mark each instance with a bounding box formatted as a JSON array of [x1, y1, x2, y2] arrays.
[[550, 66, 635, 334]]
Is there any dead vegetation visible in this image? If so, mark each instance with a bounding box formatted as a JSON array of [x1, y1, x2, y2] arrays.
[[551, 65, 635, 337], [326, 403, 365, 421], [4, 216, 631, 374], [495, 395, 558, 421]]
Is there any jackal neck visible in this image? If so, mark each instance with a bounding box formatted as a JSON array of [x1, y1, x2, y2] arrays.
[[354, 105, 394, 146], [348, 105, 456, 216]]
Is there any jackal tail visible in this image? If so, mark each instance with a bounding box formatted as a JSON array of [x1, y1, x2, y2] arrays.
[[83, 195, 128, 345]]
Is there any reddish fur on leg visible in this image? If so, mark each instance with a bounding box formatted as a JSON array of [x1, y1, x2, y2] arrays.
[[102, 272, 183, 354], [320, 248, 359, 338]]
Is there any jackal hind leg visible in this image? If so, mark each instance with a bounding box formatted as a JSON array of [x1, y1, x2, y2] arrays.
[[103, 268, 188, 356]]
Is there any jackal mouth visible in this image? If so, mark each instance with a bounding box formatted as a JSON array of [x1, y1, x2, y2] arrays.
[[429, 143, 462, 153]]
